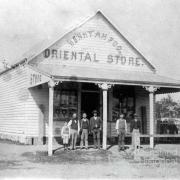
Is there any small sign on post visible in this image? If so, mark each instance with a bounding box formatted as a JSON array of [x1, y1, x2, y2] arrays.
[[28, 69, 50, 88]]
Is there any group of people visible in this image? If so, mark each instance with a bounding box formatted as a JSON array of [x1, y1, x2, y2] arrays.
[[115, 113, 141, 151], [61, 110, 141, 151], [61, 110, 101, 150]]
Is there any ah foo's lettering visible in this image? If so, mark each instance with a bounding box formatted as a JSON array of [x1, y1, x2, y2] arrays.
[[43, 49, 144, 67]]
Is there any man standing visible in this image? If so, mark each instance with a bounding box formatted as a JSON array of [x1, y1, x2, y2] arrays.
[[68, 113, 80, 150], [115, 114, 127, 151], [80, 112, 89, 150], [131, 114, 141, 150], [90, 110, 102, 149]]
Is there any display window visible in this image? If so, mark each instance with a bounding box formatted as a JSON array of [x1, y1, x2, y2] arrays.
[[53, 82, 78, 121], [112, 86, 135, 123]]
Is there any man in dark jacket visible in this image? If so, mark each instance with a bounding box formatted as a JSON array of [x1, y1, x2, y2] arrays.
[[90, 110, 102, 149]]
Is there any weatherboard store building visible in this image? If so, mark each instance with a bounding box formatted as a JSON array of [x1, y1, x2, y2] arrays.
[[0, 11, 180, 156]]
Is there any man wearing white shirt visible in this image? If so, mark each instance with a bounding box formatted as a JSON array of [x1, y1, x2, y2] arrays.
[[68, 113, 80, 150], [80, 113, 89, 149], [115, 114, 127, 151]]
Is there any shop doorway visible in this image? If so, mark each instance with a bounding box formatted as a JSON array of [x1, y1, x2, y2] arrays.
[[81, 92, 100, 119]]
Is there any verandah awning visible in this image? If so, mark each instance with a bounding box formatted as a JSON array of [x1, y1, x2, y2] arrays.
[[33, 64, 180, 89]]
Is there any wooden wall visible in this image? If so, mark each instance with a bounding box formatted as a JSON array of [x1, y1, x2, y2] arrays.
[[0, 66, 29, 143], [0, 66, 50, 144]]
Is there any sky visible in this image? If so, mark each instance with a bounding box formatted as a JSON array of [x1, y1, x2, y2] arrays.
[[0, 0, 180, 100]]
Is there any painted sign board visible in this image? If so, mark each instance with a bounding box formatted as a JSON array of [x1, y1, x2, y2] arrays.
[[43, 49, 143, 68], [30, 12, 154, 74], [28, 68, 50, 88]]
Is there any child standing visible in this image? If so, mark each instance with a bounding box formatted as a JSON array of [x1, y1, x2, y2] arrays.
[[61, 121, 70, 151]]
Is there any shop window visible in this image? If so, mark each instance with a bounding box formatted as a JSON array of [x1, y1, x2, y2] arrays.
[[54, 82, 78, 121], [112, 86, 135, 123]]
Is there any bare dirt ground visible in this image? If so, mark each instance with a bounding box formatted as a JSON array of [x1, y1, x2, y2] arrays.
[[0, 140, 180, 179]]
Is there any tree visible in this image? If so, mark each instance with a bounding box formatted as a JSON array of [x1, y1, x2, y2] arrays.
[[156, 95, 180, 118]]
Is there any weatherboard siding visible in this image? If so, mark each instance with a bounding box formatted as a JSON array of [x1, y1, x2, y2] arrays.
[[0, 66, 50, 144], [0, 66, 29, 142], [27, 86, 49, 137]]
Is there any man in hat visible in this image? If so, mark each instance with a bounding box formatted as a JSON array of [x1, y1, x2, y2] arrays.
[[90, 110, 102, 149], [80, 112, 90, 150], [68, 113, 80, 150], [115, 113, 127, 151], [130, 113, 141, 149]]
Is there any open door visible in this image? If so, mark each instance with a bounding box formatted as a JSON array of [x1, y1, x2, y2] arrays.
[[81, 92, 100, 119], [141, 106, 147, 134]]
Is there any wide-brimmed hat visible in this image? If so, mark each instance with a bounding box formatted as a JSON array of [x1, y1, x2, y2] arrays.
[[92, 110, 98, 114]]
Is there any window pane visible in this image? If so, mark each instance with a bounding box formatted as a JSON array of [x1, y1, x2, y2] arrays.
[[54, 84, 78, 121]]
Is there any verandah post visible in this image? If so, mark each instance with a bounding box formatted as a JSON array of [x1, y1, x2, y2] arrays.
[[48, 79, 55, 156], [98, 83, 112, 150], [149, 90, 154, 148], [144, 86, 158, 149]]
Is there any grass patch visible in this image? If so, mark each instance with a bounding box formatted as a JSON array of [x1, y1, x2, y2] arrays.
[[22, 149, 113, 164]]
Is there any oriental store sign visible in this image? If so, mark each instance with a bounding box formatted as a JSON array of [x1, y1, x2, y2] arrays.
[[43, 49, 144, 67], [40, 29, 150, 71]]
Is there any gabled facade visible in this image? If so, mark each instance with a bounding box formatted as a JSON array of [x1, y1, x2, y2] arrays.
[[0, 11, 180, 155]]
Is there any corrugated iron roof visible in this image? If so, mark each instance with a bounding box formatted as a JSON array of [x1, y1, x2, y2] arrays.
[[34, 64, 180, 88]]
